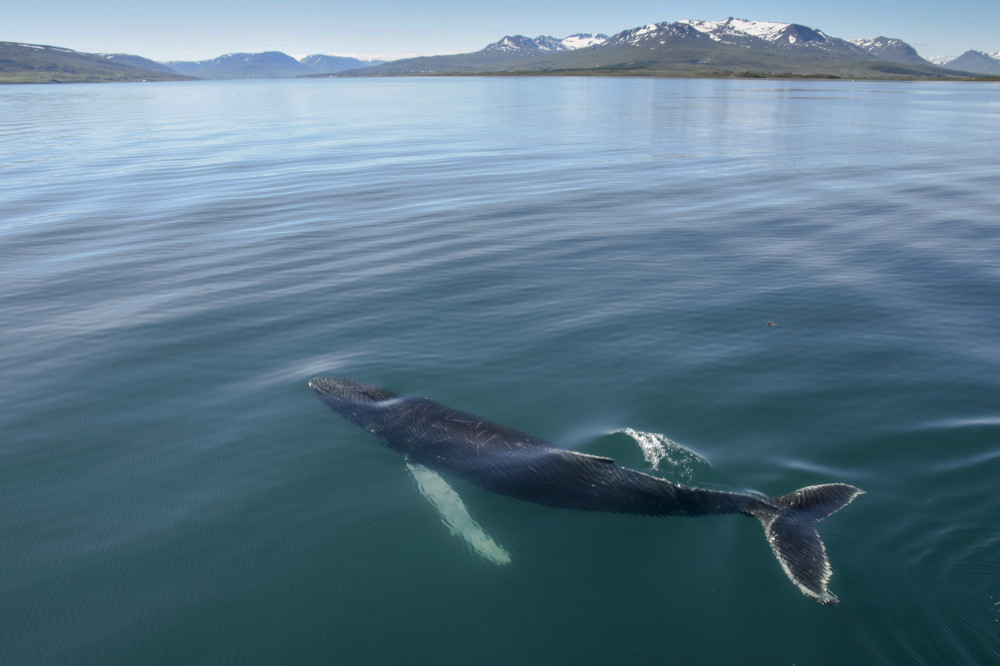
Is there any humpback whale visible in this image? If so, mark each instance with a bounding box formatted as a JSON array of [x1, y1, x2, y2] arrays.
[[309, 376, 863, 604]]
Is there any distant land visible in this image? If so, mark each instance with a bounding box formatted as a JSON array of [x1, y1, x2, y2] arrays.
[[162, 52, 384, 79], [0, 42, 191, 83], [3, 18, 1000, 84], [0, 42, 382, 83]]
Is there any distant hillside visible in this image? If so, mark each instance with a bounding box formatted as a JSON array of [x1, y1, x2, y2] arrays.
[[349, 20, 967, 80], [0, 42, 191, 83], [299, 54, 384, 74], [164, 51, 309, 79], [943, 50, 1000, 75], [164, 52, 383, 78], [100, 53, 178, 74]]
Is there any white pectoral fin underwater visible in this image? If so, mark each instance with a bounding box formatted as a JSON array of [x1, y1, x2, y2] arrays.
[[309, 376, 863, 604], [405, 462, 511, 565]]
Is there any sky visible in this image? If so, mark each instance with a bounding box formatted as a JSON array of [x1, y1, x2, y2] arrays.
[[6, 0, 999, 62]]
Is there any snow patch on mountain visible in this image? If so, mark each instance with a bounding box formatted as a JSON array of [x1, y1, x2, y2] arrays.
[[17, 43, 75, 53], [482, 33, 608, 55], [680, 18, 796, 43], [562, 33, 608, 49], [850, 37, 891, 50]]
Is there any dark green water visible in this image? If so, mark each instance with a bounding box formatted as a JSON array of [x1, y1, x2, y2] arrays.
[[2, 78, 999, 664]]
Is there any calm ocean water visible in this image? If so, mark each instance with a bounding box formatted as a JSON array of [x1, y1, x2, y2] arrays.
[[2, 77, 999, 664]]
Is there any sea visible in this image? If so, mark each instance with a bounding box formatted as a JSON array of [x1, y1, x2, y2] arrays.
[[2, 77, 999, 664]]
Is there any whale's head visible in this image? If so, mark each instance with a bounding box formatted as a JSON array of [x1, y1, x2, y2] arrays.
[[309, 376, 397, 407], [309, 376, 402, 432]]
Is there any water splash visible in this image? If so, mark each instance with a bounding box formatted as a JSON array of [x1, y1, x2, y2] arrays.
[[406, 463, 511, 565], [617, 428, 709, 481]]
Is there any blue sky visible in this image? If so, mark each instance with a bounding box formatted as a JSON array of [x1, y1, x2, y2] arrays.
[[7, 0, 999, 61]]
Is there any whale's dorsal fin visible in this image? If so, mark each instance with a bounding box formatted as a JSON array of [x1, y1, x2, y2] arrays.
[[405, 463, 511, 565]]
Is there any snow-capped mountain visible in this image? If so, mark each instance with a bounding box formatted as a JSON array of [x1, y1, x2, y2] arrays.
[[481, 33, 608, 56], [849, 37, 933, 66], [476, 21, 987, 75], [680, 18, 839, 48], [481, 35, 559, 56], [605, 21, 706, 46], [607, 18, 860, 54]]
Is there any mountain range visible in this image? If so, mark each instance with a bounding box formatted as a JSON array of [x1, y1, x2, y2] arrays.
[[3, 18, 999, 84], [344, 19, 988, 79]]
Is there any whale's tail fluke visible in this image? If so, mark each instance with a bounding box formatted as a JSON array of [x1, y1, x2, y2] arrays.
[[749, 483, 864, 605]]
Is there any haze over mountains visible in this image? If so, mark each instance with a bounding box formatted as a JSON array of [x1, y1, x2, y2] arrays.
[[3, 17, 999, 83], [162, 52, 384, 79]]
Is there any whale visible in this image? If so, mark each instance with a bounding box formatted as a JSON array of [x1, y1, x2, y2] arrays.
[[309, 376, 863, 604]]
